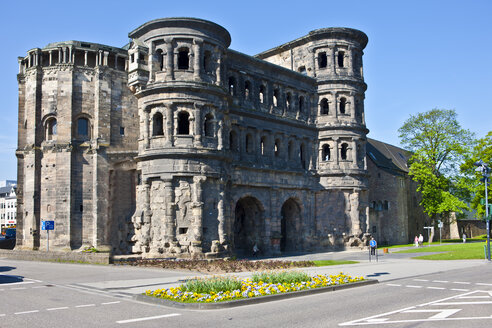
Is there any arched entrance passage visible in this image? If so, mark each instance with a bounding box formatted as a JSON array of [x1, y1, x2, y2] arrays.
[[234, 197, 264, 254], [280, 198, 302, 252]]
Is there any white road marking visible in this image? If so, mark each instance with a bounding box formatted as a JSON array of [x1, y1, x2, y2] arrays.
[[414, 279, 428, 282], [427, 287, 445, 290], [476, 283, 492, 286], [402, 309, 462, 319], [0, 281, 35, 286], [458, 296, 490, 299], [26, 279, 42, 283], [451, 288, 470, 292], [386, 284, 401, 287], [0, 314, 4, 317], [453, 282, 471, 285], [32, 286, 47, 289], [75, 304, 96, 308], [432, 301, 492, 305], [47, 307, 69, 311], [406, 285, 423, 288], [366, 318, 389, 322], [102, 301, 121, 305], [10, 287, 27, 290], [116, 313, 181, 324], [15, 310, 39, 315], [433, 280, 449, 283]]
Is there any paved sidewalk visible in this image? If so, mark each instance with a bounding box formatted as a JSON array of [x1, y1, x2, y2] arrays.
[[78, 249, 489, 295]]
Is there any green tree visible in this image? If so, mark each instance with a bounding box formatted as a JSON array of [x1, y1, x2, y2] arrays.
[[398, 109, 474, 222], [460, 132, 492, 217]]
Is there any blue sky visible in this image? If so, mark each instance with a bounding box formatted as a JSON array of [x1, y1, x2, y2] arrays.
[[1, 0, 491, 181]]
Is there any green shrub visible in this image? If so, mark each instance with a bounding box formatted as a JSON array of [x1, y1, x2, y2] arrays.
[[251, 271, 311, 284], [181, 277, 242, 294]]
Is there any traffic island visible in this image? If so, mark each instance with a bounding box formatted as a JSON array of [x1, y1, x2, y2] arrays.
[[134, 273, 378, 309]]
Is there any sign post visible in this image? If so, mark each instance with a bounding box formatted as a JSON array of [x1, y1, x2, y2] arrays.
[[437, 220, 443, 244], [41, 220, 55, 251], [474, 160, 490, 261], [423, 226, 433, 246]]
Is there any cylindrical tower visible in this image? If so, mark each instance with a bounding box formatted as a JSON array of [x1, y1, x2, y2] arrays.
[[127, 18, 232, 257]]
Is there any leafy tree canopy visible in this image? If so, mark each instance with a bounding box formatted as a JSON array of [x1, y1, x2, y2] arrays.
[[398, 109, 474, 218]]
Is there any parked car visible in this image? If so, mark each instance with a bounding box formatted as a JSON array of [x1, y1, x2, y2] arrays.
[[0, 228, 16, 249]]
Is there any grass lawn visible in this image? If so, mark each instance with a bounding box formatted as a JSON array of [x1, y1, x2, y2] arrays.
[[379, 236, 488, 249], [394, 242, 489, 260], [312, 260, 358, 266]]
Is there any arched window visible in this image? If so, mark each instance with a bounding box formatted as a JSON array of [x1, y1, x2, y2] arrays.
[[259, 85, 265, 104], [246, 134, 254, 153], [177, 112, 190, 135], [228, 76, 236, 96], [177, 48, 189, 70], [299, 96, 305, 113], [338, 51, 345, 68], [320, 98, 329, 115], [286, 92, 292, 110], [274, 139, 280, 157], [156, 49, 164, 70], [152, 112, 164, 136], [288, 140, 295, 160], [46, 118, 57, 140], [203, 50, 212, 72], [244, 81, 251, 100], [260, 136, 267, 155], [318, 52, 327, 68], [300, 143, 306, 169], [77, 117, 90, 138], [322, 144, 330, 161], [341, 143, 348, 160], [339, 97, 346, 114], [204, 113, 214, 137], [273, 89, 279, 107], [229, 130, 238, 151]]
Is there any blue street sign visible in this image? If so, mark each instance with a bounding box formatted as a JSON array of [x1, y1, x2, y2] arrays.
[[369, 239, 377, 247], [42, 220, 55, 231]]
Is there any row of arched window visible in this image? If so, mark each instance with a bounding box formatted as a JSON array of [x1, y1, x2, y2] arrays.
[[318, 50, 346, 69], [151, 111, 215, 137], [43, 117, 91, 141], [227, 76, 307, 115], [319, 97, 348, 115], [321, 143, 350, 161]]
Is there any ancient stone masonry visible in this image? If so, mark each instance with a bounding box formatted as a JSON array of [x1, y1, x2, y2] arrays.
[[16, 17, 412, 257]]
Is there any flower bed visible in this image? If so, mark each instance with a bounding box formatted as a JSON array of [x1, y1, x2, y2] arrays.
[[145, 272, 364, 303]]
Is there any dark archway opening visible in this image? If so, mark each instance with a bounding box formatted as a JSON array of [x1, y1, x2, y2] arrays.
[[234, 197, 264, 255], [280, 198, 301, 252]]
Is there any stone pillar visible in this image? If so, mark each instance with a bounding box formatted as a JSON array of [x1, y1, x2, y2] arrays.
[[144, 110, 150, 149], [115, 54, 119, 69], [217, 181, 226, 244], [352, 139, 358, 167], [165, 105, 174, 146], [84, 51, 88, 66], [163, 179, 175, 245], [193, 104, 202, 147], [350, 93, 356, 119], [63, 48, 67, 64], [103, 51, 109, 66], [330, 47, 336, 74], [191, 176, 206, 254], [68, 47, 73, 63], [49, 50, 53, 66], [165, 38, 174, 80], [217, 119, 224, 150], [58, 48, 62, 64], [349, 190, 362, 235], [193, 39, 202, 81], [148, 42, 154, 82], [333, 137, 339, 165], [215, 50, 222, 86]]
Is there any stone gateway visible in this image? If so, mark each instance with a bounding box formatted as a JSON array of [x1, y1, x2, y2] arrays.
[[15, 18, 427, 257]]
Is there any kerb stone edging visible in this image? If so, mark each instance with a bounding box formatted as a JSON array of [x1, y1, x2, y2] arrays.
[[0, 249, 111, 265], [134, 279, 378, 310]]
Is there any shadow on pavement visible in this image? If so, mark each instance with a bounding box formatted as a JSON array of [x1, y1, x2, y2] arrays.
[[366, 272, 390, 277], [0, 266, 24, 284]]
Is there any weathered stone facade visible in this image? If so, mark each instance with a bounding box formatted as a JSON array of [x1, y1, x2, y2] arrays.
[[16, 17, 422, 257]]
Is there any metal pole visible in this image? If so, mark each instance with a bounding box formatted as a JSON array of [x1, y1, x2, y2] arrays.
[[47, 230, 49, 252], [485, 176, 490, 261]]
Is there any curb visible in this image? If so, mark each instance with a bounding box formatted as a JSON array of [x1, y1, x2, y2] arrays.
[[133, 279, 378, 310], [0, 249, 111, 265]]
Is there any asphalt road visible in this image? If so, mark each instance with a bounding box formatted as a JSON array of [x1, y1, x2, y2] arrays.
[[0, 253, 491, 327]]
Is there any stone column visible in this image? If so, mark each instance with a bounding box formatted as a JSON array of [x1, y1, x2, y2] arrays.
[[165, 105, 174, 146], [63, 48, 67, 63], [103, 51, 109, 66], [193, 38, 202, 81], [330, 47, 336, 74], [352, 139, 358, 167], [218, 181, 226, 244], [163, 179, 176, 246], [84, 51, 88, 66], [191, 176, 206, 254], [349, 190, 362, 235], [193, 104, 202, 147], [144, 110, 150, 149], [58, 48, 62, 64], [215, 50, 222, 86], [165, 38, 174, 80], [148, 42, 154, 82], [347, 46, 353, 73], [49, 50, 53, 66], [115, 54, 119, 69], [217, 118, 224, 150], [68, 47, 73, 63], [350, 93, 356, 119], [333, 137, 339, 165]]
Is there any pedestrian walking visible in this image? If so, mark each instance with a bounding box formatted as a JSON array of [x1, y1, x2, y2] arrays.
[[369, 237, 377, 255], [414, 235, 419, 247], [462, 233, 466, 243], [253, 243, 259, 258], [418, 234, 424, 247]]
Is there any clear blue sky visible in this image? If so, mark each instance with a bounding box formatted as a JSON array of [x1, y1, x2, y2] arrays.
[[1, 0, 491, 181]]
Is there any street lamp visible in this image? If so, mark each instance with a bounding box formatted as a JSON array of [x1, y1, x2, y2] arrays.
[[474, 160, 491, 261]]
